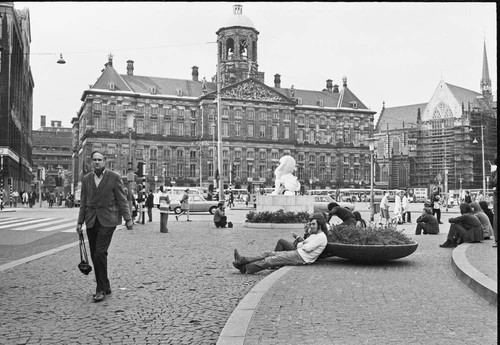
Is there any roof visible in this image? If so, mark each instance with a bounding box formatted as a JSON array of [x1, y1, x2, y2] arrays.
[[120, 75, 217, 97], [445, 82, 482, 105], [218, 4, 256, 30], [375, 103, 427, 132]]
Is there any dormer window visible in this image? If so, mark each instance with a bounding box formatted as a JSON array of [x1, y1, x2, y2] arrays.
[[150, 87, 157, 95], [317, 99, 324, 107], [297, 97, 303, 105], [176, 89, 183, 96], [350, 101, 358, 109], [109, 83, 115, 91]]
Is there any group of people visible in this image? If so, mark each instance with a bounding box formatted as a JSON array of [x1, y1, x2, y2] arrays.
[[378, 191, 411, 226]]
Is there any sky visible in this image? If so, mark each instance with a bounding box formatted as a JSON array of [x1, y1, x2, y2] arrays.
[[16, 1, 497, 130]]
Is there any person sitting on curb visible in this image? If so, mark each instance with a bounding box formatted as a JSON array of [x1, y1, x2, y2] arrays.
[[439, 203, 483, 248], [213, 202, 227, 228], [326, 202, 356, 227], [232, 213, 328, 274], [353, 211, 367, 228], [415, 207, 439, 235], [470, 201, 493, 240], [479, 201, 494, 230]]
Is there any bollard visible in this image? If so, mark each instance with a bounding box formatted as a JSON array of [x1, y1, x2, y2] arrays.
[[159, 195, 170, 233], [142, 204, 145, 225]]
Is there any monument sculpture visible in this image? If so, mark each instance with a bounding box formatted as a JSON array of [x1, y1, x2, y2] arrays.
[[272, 155, 301, 195]]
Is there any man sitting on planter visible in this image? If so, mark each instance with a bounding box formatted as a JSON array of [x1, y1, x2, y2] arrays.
[[439, 203, 483, 248], [232, 213, 328, 274], [326, 202, 356, 227]]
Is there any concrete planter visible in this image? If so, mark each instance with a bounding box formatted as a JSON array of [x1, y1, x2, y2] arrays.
[[324, 242, 418, 263]]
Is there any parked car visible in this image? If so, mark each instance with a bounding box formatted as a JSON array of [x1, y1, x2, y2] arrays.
[[313, 195, 355, 213], [170, 194, 219, 214]]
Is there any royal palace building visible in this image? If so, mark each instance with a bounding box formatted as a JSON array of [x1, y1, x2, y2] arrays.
[[72, 4, 376, 193]]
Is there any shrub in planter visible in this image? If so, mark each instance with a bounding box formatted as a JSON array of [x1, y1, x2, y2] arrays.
[[246, 209, 310, 224], [327, 223, 413, 245]]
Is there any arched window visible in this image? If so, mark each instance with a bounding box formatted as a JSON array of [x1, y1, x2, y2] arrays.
[[226, 38, 235, 59], [381, 165, 389, 182], [392, 137, 400, 156]]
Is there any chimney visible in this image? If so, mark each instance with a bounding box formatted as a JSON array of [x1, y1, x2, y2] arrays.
[[274, 74, 281, 88], [342, 75, 347, 87], [333, 84, 339, 93], [41, 115, 46, 127], [326, 79, 333, 92], [127, 60, 134, 75], [192, 66, 199, 81], [107, 53, 113, 67]]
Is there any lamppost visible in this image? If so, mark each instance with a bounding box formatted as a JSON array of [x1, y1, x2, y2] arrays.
[[216, 50, 224, 201], [470, 125, 486, 197], [124, 109, 135, 198], [366, 137, 376, 221]]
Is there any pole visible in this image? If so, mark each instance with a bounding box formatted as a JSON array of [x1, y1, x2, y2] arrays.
[[199, 146, 202, 188], [481, 126, 486, 196], [217, 50, 223, 201], [370, 150, 374, 222], [444, 138, 448, 212]]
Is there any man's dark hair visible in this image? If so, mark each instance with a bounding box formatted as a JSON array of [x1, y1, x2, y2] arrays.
[[90, 150, 106, 159], [327, 202, 339, 211]]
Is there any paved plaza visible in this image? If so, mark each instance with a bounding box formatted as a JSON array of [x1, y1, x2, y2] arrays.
[[0, 204, 497, 345]]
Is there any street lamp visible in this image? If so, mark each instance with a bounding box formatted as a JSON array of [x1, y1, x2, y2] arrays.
[[124, 109, 135, 195], [365, 137, 376, 221], [470, 125, 486, 197]]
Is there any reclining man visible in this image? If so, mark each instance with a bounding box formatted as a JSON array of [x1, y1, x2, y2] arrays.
[[232, 213, 328, 274]]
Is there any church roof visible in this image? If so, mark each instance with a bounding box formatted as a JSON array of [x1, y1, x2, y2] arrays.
[[445, 82, 482, 105], [375, 103, 427, 132]]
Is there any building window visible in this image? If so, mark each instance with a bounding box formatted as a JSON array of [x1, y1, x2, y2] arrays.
[[165, 149, 171, 158], [150, 148, 157, 160], [354, 168, 360, 180], [235, 109, 242, 118], [247, 164, 253, 178], [151, 121, 157, 135], [284, 111, 291, 121], [247, 151, 254, 159], [208, 163, 214, 177], [108, 118, 116, 132], [272, 151, 279, 160], [308, 130, 315, 142], [247, 124, 254, 137], [284, 126, 290, 139], [259, 125, 266, 138], [272, 126, 278, 140], [93, 103, 102, 111], [222, 122, 229, 136], [309, 155, 315, 163], [178, 108, 185, 118], [164, 122, 171, 135], [190, 164, 196, 177], [259, 110, 267, 120], [177, 150, 184, 158], [247, 109, 254, 119], [343, 168, 349, 181], [298, 129, 304, 141], [235, 150, 241, 159], [190, 151, 196, 159], [259, 165, 266, 178], [151, 106, 158, 115], [259, 151, 266, 160], [190, 123, 196, 137], [164, 107, 171, 116], [177, 164, 184, 177], [235, 123, 241, 136], [343, 156, 349, 164], [150, 163, 157, 176], [178, 123, 184, 136], [273, 112, 279, 120]]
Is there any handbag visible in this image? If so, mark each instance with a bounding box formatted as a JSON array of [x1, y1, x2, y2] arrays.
[[78, 232, 92, 275]]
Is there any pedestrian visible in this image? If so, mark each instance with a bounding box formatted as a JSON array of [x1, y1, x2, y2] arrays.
[[48, 191, 55, 208], [379, 192, 390, 226], [213, 201, 227, 228], [158, 186, 170, 233], [228, 190, 235, 208], [402, 192, 411, 223], [439, 203, 483, 248], [176, 188, 191, 222], [136, 184, 146, 224], [11, 189, 19, 208], [28, 190, 37, 208], [415, 207, 439, 235], [22, 190, 28, 206], [145, 189, 154, 222], [432, 195, 443, 224], [232, 212, 328, 274], [394, 191, 403, 224], [470, 201, 493, 240], [491, 156, 498, 248], [76, 150, 133, 302], [353, 211, 367, 228], [464, 190, 472, 204]]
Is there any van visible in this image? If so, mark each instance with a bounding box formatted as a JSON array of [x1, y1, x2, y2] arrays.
[[153, 186, 203, 206]]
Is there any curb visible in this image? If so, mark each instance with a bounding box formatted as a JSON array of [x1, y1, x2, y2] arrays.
[[243, 223, 305, 229], [451, 243, 497, 306], [0, 240, 80, 273], [216, 266, 293, 345]]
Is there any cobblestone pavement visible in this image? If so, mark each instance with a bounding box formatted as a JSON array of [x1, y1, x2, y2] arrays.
[[242, 216, 497, 345], [0, 218, 293, 345]]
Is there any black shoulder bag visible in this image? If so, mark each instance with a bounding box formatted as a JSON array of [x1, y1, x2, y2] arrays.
[[78, 232, 92, 275]]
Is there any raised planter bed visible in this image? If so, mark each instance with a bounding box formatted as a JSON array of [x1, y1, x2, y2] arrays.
[[323, 242, 418, 263]]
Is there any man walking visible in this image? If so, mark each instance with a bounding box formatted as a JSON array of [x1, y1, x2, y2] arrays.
[[176, 188, 191, 222], [145, 189, 154, 222], [76, 151, 133, 302]]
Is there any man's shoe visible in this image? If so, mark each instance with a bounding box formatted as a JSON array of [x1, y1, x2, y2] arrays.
[[93, 291, 106, 302], [105, 289, 112, 295], [233, 249, 248, 267], [439, 240, 456, 248], [232, 261, 246, 274]]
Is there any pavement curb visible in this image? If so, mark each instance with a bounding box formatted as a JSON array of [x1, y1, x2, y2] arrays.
[[451, 243, 497, 306], [216, 266, 293, 345], [243, 223, 305, 229]]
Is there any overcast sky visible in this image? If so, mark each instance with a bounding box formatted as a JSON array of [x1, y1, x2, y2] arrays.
[[16, 2, 497, 130]]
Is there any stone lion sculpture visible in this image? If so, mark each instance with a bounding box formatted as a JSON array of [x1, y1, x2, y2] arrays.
[[272, 155, 301, 195]]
